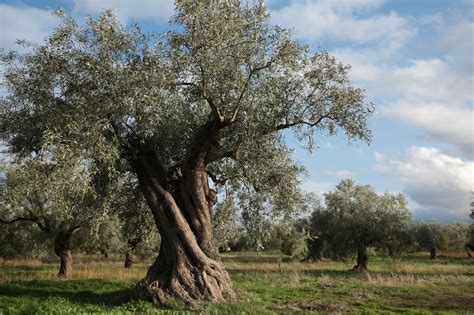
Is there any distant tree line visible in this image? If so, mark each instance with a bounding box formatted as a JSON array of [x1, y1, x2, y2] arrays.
[[212, 180, 473, 270], [1, 175, 472, 274]]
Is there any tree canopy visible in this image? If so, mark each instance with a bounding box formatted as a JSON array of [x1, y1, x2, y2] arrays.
[[0, 1, 373, 305], [0, 150, 116, 277], [415, 221, 449, 259], [308, 179, 411, 270]]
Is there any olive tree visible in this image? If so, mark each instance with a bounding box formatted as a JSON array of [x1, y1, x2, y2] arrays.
[[444, 222, 470, 252], [211, 197, 241, 252], [76, 216, 126, 258], [114, 174, 160, 268], [467, 193, 474, 257], [376, 192, 413, 257], [310, 180, 411, 270], [0, 2, 373, 305], [0, 154, 108, 278], [307, 204, 334, 261], [0, 220, 50, 259], [414, 221, 448, 259]]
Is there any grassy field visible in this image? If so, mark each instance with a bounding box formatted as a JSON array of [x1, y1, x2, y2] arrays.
[[0, 252, 473, 314]]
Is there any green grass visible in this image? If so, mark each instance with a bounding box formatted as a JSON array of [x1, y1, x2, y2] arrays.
[[0, 252, 473, 314]]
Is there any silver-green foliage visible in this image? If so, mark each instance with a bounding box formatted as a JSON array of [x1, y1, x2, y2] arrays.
[[113, 174, 160, 257], [415, 221, 449, 253], [0, 153, 109, 233], [1, 2, 373, 242], [309, 179, 412, 260]]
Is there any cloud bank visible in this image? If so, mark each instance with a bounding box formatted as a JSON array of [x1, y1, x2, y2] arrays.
[[376, 147, 473, 221]]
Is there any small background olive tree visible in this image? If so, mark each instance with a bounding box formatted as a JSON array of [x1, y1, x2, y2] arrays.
[[415, 221, 449, 259], [467, 194, 474, 256], [114, 175, 160, 268], [0, 153, 112, 277], [307, 179, 412, 270]]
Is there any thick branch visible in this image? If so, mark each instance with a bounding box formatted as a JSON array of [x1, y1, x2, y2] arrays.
[[0, 217, 38, 225], [0, 214, 50, 233]]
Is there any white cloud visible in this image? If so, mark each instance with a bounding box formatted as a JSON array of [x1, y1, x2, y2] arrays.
[[270, 0, 413, 48], [325, 8, 473, 158], [391, 59, 472, 104], [301, 179, 333, 196], [437, 20, 474, 75], [0, 4, 58, 50], [334, 53, 473, 104], [376, 146, 473, 220], [72, 0, 174, 23], [325, 169, 358, 179], [386, 102, 474, 156], [333, 51, 473, 156], [374, 152, 385, 162]]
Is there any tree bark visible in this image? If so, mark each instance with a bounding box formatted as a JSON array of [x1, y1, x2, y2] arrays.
[[306, 238, 322, 262], [100, 249, 109, 259], [466, 243, 473, 258], [388, 246, 394, 258], [132, 143, 235, 307], [54, 227, 79, 278], [430, 248, 437, 260], [352, 247, 368, 271], [125, 252, 133, 268]]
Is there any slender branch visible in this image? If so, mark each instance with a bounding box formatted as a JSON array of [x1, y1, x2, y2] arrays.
[[68, 225, 82, 235], [231, 65, 253, 123], [0, 217, 38, 224], [275, 114, 328, 131], [198, 64, 224, 123]]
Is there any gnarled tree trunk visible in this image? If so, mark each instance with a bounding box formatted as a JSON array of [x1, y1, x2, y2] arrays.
[[54, 226, 80, 278], [430, 248, 437, 260], [352, 247, 368, 271], [306, 238, 323, 262], [465, 243, 473, 258], [124, 252, 134, 268], [388, 246, 394, 258], [133, 139, 235, 307], [100, 249, 110, 259]]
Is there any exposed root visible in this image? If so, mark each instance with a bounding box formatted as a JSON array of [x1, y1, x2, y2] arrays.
[[135, 260, 235, 308]]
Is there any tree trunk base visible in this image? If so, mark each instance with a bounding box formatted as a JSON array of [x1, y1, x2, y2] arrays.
[[351, 264, 368, 272], [57, 251, 73, 278], [125, 252, 133, 268], [352, 247, 368, 272], [135, 259, 235, 307]]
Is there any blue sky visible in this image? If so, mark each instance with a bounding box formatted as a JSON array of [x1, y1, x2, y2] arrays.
[[0, 0, 472, 221]]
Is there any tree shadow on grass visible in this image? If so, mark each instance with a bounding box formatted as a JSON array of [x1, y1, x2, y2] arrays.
[[0, 279, 136, 307]]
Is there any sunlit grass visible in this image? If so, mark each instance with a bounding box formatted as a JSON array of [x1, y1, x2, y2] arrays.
[[1, 251, 473, 314]]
